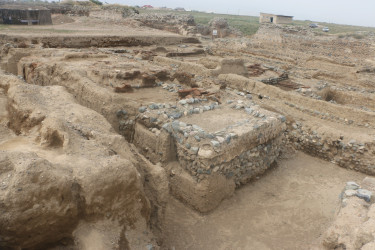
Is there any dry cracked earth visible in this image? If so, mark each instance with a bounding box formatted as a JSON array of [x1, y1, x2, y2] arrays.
[[1, 12, 375, 250]]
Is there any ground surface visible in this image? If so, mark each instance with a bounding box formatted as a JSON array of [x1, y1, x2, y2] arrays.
[[164, 152, 365, 250], [0, 7, 375, 250], [0, 11, 181, 37]]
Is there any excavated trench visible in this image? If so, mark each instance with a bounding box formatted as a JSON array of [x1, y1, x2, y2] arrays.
[[0, 36, 374, 249]]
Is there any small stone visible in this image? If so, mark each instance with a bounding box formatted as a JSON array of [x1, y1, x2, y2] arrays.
[[346, 181, 360, 190], [192, 125, 202, 131], [162, 123, 171, 133], [229, 133, 238, 139], [149, 104, 159, 110], [194, 135, 201, 142], [116, 109, 127, 117], [186, 98, 194, 104], [193, 108, 200, 114], [211, 140, 220, 147], [235, 104, 244, 110], [138, 106, 147, 113], [356, 189, 372, 202], [171, 121, 181, 131], [225, 135, 231, 144], [205, 133, 215, 139], [203, 106, 211, 111], [169, 112, 183, 119], [179, 100, 187, 105], [185, 143, 191, 149], [191, 147, 199, 154], [245, 108, 253, 114], [217, 137, 225, 143], [246, 94, 253, 100], [349, 139, 356, 145], [198, 148, 213, 158], [344, 189, 357, 197]]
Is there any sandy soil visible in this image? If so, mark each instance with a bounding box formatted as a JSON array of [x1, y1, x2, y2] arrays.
[[0, 12, 181, 38], [180, 107, 251, 132], [163, 152, 365, 250]]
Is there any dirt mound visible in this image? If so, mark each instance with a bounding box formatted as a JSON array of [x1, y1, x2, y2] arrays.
[[52, 14, 75, 25], [132, 13, 196, 35], [0, 75, 164, 249], [196, 17, 242, 37]]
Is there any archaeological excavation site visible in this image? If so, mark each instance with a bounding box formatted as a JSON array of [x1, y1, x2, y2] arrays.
[[1, 3, 375, 250]]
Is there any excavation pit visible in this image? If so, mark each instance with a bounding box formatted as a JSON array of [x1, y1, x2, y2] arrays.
[[2, 15, 375, 249]]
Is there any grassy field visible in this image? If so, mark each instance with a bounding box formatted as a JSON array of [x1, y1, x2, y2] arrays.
[[139, 8, 375, 37], [139, 8, 260, 36]]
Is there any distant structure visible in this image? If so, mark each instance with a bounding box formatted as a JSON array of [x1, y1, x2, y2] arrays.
[[0, 5, 52, 25], [259, 13, 293, 24]]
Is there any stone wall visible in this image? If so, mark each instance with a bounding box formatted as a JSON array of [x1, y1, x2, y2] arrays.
[[218, 73, 375, 175]]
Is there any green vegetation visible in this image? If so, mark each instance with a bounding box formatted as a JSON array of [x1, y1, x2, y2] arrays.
[[338, 33, 366, 39], [139, 8, 260, 36], [292, 19, 375, 35], [89, 0, 103, 6], [138, 8, 375, 37]]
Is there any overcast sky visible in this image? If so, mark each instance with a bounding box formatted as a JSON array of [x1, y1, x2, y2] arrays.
[[105, 0, 375, 27]]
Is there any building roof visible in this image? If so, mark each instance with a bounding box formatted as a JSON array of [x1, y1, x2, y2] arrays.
[[260, 13, 294, 18]]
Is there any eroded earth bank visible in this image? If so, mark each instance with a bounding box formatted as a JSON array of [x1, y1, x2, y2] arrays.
[[1, 12, 375, 250]]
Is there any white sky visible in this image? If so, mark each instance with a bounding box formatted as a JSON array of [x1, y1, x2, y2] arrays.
[[105, 0, 375, 27]]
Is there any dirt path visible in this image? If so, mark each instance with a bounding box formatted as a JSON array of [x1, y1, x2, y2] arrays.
[[163, 152, 366, 250]]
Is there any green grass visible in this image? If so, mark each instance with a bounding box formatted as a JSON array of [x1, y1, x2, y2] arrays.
[[138, 8, 375, 37], [139, 8, 260, 36], [292, 20, 375, 35]]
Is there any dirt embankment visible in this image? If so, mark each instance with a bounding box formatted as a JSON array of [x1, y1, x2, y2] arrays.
[[0, 74, 168, 249]]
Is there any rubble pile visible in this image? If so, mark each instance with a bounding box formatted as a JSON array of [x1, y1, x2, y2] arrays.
[[131, 13, 197, 36]]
